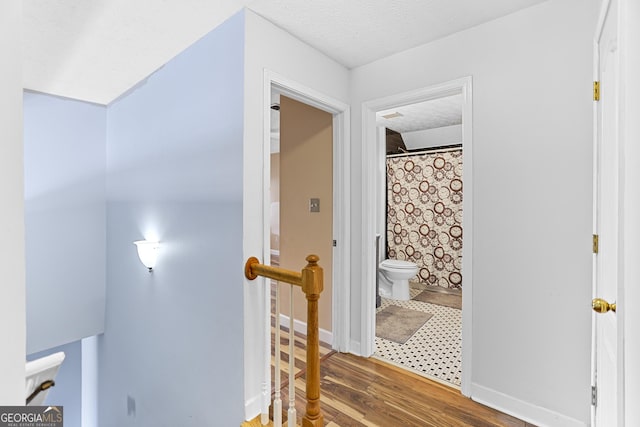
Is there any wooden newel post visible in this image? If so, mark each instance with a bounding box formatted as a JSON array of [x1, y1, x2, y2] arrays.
[[301, 254, 324, 427]]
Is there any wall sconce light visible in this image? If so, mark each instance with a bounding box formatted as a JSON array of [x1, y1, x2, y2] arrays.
[[133, 240, 160, 272]]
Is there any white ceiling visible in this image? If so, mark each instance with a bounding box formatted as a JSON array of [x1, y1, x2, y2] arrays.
[[273, 92, 463, 153], [23, 0, 548, 105], [377, 94, 463, 133]]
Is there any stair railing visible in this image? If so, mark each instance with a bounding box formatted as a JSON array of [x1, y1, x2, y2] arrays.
[[245, 254, 324, 427]]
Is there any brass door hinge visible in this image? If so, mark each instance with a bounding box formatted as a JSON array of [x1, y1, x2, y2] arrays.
[[594, 81, 600, 101], [593, 234, 599, 254]]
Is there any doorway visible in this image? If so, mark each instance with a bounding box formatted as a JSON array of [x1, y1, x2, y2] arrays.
[[270, 93, 334, 342], [361, 77, 473, 395], [263, 71, 351, 352], [374, 96, 464, 387]]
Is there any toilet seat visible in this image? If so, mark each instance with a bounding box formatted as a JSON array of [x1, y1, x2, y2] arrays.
[[380, 259, 416, 269]]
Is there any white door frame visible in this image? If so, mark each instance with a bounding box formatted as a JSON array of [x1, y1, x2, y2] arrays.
[[621, 1, 640, 424], [360, 76, 473, 396], [262, 70, 351, 353]]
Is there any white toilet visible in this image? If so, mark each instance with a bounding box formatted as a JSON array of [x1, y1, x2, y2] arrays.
[[378, 259, 419, 301]]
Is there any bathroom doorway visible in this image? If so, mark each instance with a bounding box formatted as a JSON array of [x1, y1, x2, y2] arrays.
[[361, 77, 473, 395]]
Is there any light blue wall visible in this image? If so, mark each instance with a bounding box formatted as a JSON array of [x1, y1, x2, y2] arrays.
[[23, 92, 107, 354], [99, 11, 244, 426], [27, 341, 82, 427]]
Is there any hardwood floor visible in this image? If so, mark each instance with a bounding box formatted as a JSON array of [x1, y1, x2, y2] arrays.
[[272, 351, 537, 427], [266, 280, 535, 426]]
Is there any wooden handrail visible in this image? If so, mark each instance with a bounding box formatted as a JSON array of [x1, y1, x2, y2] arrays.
[[245, 254, 324, 427], [26, 380, 55, 405], [245, 257, 303, 287]]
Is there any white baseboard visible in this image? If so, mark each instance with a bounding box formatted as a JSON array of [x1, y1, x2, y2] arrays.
[[349, 339, 362, 356], [278, 313, 333, 345], [471, 383, 587, 427], [244, 394, 261, 422]]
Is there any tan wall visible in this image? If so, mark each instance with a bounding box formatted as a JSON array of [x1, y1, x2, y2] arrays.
[[279, 96, 333, 333], [270, 153, 280, 251]]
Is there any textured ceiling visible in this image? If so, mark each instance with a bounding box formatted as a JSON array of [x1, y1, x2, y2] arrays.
[[377, 94, 463, 133], [248, 0, 547, 69], [23, 0, 548, 105]]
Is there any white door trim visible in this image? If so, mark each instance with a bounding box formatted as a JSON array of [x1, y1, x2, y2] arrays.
[[263, 69, 351, 352], [621, 2, 640, 424], [360, 77, 473, 396]]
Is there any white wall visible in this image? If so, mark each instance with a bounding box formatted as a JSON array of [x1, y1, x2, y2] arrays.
[[0, 0, 26, 405], [243, 9, 349, 419], [350, 0, 596, 425]]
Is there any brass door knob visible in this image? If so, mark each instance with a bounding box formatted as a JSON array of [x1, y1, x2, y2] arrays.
[[592, 298, 616, 313]]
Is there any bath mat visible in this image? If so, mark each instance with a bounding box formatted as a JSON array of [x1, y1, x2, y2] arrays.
[[413, 288, 462, 310], [376, 305, 433, 344]]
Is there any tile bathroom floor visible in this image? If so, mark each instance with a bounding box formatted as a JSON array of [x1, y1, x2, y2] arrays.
[[374, 282, 462, 388]]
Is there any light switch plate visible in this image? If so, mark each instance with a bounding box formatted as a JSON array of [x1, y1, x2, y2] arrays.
[[309, 198, 320, 213]]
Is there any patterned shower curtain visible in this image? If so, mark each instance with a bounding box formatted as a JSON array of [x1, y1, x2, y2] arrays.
[[386, 149, 463, 289]]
